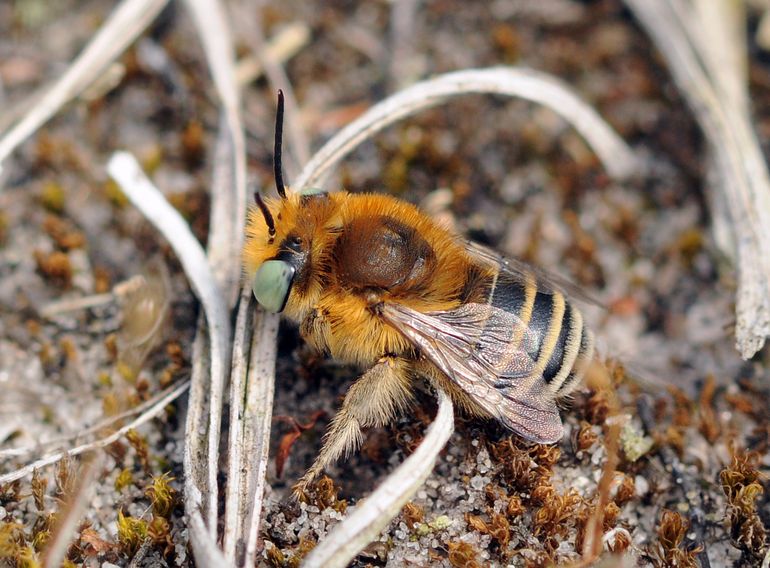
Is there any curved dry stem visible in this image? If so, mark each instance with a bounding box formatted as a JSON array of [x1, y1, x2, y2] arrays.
[[294, 66, 639, 192], [220, 288, 279, 566], [0, 380, 189, 460], [221, 287, 280, 568], [237, 3, 311, 173], [222, 286, 255, 561], [42, 455, 103, 568], [0, 380, 189, 485], [0, 0, 169, 171], [180, 6, 247, 551], [107, 152, 231, 535], [185, 0, 248, 307], [235, 22, 310, 87], [188, 510, 231, 567], [223, 8, 308, 564], [302, 388, 454, 568], [624, 0, 770, 358], [242, 307, 280, 567]]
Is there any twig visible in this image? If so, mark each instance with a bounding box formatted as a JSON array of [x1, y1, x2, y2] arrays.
[[581, 395, 621, 561], [202, 118, 243, 534], [184, 321, 226, 563], [0, 379, 189, 485], [0, 0, 169, 172], [236, 1, 311, 174], [235, 22, 310, 86], [623, 0, 770, 358], [107, 152, 231, 536], [178, 8, 247, 547], [38, 292, 116, 317], [303, 387, 454, 568], [42, 455, 103, 568], [184, 0, 247, 307], [387, 0, 421, 91], [126, 540, 153, 568], [222, 286, 255, 562], [242, 305, 280, 567], [224, 5, 308, 563], [0, 379, 189, 459], [294, 66, 639, 192], [38, 276, 145, 318], [222, 286, 281, 567], [188, 511, 231, 567]]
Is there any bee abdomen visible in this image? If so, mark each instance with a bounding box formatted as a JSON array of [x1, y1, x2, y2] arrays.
[[558, 324, 594, 398], [508, 278, 593, 397], [483, 266, 594, 396], [539, 300, 592, 397]]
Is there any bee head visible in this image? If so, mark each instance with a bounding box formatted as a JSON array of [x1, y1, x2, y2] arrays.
[[250, 191, 324, 314], [248, 91, 328, 313]]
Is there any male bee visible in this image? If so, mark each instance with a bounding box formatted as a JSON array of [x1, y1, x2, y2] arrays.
[[244, 93, 595, 496]]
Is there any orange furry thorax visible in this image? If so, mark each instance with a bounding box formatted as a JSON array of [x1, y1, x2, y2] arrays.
[[243, 189, 476, 366]]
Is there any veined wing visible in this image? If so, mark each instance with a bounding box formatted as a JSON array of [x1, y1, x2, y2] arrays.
[[381, 301, 564, 444]]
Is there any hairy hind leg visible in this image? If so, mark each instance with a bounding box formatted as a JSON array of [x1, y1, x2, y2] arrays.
[[293, 356, 412, 498]]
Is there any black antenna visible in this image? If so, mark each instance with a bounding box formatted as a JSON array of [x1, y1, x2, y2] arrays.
[[274, 90, 286, 199], [254, 191, 276, 243]]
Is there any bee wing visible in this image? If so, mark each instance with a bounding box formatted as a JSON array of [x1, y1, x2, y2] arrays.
[[464, 240, 602, 307], [381, 302, 564, 443]]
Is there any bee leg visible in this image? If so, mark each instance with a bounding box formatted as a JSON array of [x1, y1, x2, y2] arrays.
[[293, 356, 411, 498]]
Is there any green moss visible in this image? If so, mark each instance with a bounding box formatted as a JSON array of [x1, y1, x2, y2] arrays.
[[146, 473, 176, 518], [620, 422, 653, 462], [114, 469, 134, 492], [0, 208, 8, 246], [103, 179, 128, 208], [16, 545, 40, 568], [39, 182, 66, 213], [117, 510, 148, 555], [416, 515, 453, 536], [0, 522, 23, 558]]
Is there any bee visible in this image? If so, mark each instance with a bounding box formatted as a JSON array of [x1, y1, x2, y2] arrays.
[[244, 93, 595, 496]]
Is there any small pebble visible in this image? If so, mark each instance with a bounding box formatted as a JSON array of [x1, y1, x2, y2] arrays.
[[635, 475, 649, 496]]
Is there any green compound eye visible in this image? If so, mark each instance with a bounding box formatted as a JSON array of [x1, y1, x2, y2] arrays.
[[252, 260, 296, 313], [300, 187, 327, 197]]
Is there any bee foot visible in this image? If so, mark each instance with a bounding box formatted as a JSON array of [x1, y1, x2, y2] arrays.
[[291, 477, 313, 502]]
